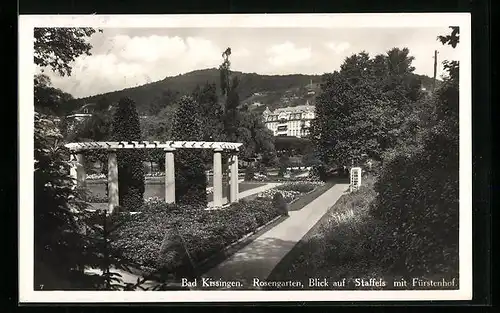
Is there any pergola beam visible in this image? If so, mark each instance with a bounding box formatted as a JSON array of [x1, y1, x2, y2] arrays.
[[65, 141, 243, 152]]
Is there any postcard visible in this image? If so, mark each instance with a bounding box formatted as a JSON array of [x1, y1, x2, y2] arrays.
[[19, 13, 472, 303]]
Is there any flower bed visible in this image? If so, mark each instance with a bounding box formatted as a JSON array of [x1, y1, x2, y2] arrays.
[[255, 181, 325, 203], [86, 173, 106, 180], [86, 172, 166, 181], [112, 198, 281, 279]]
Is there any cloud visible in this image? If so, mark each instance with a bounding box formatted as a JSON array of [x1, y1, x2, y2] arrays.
[[44, 34, 223, 97], [114, 35, 187, 62], [325, 41, 351, 54], [41, 27, 461, 98], [266, 41, 312, 67]]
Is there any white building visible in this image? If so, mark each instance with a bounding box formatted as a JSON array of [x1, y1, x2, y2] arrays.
[[262, 102, 315, 138]]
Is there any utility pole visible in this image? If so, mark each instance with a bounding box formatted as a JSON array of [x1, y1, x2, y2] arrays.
[[432, 50, 438, 92]]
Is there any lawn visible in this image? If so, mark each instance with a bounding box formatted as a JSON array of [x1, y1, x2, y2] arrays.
[[85, 181, 266, 203]]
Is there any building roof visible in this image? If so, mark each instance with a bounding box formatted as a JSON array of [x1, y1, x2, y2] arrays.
[[271, 104, 315, 114]]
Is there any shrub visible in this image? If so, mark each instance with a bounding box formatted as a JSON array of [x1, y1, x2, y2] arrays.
[[277, 165, 287, 177], [273, 192, 289, 216], [371, 127, 459, 277], [244, 165, 256, 181], [257, 163, 268, 175], [310, 164, 326, 181]]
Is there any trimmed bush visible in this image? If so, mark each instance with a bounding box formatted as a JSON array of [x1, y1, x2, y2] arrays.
[[273, 192, 289, 216], [171, 96, 207, 207], [244, 165, 256, 181], [277, 165, 287, 177], [111, 97, 145, 211]]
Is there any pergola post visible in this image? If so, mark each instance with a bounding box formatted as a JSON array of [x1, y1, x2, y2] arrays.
[[107, 150, 119, 214], [229, 152, 239, 203], [69, 154, 78, 187], [164, 148, 176, 204], [76, 153, 86, 188], [213, 148, 223, 208]]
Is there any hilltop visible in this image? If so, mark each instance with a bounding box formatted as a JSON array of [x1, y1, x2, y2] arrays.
[[67, 68, 321, 114], [66, 68, 437, 115]]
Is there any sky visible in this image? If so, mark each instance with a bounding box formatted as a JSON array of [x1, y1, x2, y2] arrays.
[[42, 27, 461, 98]]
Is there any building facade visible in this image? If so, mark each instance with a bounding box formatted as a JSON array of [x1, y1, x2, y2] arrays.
[[262, 103, 315, 138]]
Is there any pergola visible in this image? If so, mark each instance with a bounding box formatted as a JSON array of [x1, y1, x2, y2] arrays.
[[65, 141, 243, 213]]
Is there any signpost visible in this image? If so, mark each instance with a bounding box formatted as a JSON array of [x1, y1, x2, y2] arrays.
[[350, 167, 362, 192]]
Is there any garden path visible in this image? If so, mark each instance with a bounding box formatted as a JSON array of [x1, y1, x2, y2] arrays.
[[200, 183, 349, 289]]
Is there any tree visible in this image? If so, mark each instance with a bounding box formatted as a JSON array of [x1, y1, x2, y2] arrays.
[[141, 104, 178, 171], [148, 89, 180, 116], [192, 83, 225, 142], [34, 27, 100, 77], [171, 96, 208, 207], [34, 28, 100, 116], [311, 48, 422, 170], [111, 97, 145, 211], [34, 112, 89, 289], [34, 74, 75, 116]]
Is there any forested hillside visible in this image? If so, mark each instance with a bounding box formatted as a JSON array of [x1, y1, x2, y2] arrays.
[[64, 68, 437, 115]]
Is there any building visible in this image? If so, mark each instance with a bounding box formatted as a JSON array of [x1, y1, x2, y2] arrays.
[[66, 103, 95, 121], [262, 102, 315, 138]]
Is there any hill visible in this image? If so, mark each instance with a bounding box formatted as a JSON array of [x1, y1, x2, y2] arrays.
[[67, 68, 321, 115], [65, 68, 438, 115]]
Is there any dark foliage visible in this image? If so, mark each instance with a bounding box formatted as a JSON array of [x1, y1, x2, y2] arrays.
[[244, 165, 256, 181], [272, 192, 289, 216], [111, 97, 145, 210], [171, 96, 208, 207], [370, 28, 460, 277]]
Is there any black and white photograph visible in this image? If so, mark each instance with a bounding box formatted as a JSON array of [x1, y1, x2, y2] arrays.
[[19, 13, 472, 302]]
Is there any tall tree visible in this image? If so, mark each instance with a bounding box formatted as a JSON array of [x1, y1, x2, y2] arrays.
[[111, 97, 145, 210], [171, 96, 208, 207], [219, 47, 241, 142], [311, 48, 422, 170]]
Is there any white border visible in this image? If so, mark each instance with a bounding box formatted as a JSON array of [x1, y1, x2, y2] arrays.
[[19, 13, 472, 303]]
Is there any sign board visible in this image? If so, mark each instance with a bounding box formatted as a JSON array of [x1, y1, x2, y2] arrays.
[[350, 167, 362, 192]]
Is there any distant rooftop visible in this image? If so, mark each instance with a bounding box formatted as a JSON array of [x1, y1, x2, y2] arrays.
[[271, 104, 315, 114]]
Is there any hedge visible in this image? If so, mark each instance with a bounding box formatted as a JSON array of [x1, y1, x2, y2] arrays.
[[371, 128, 459, 277]]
